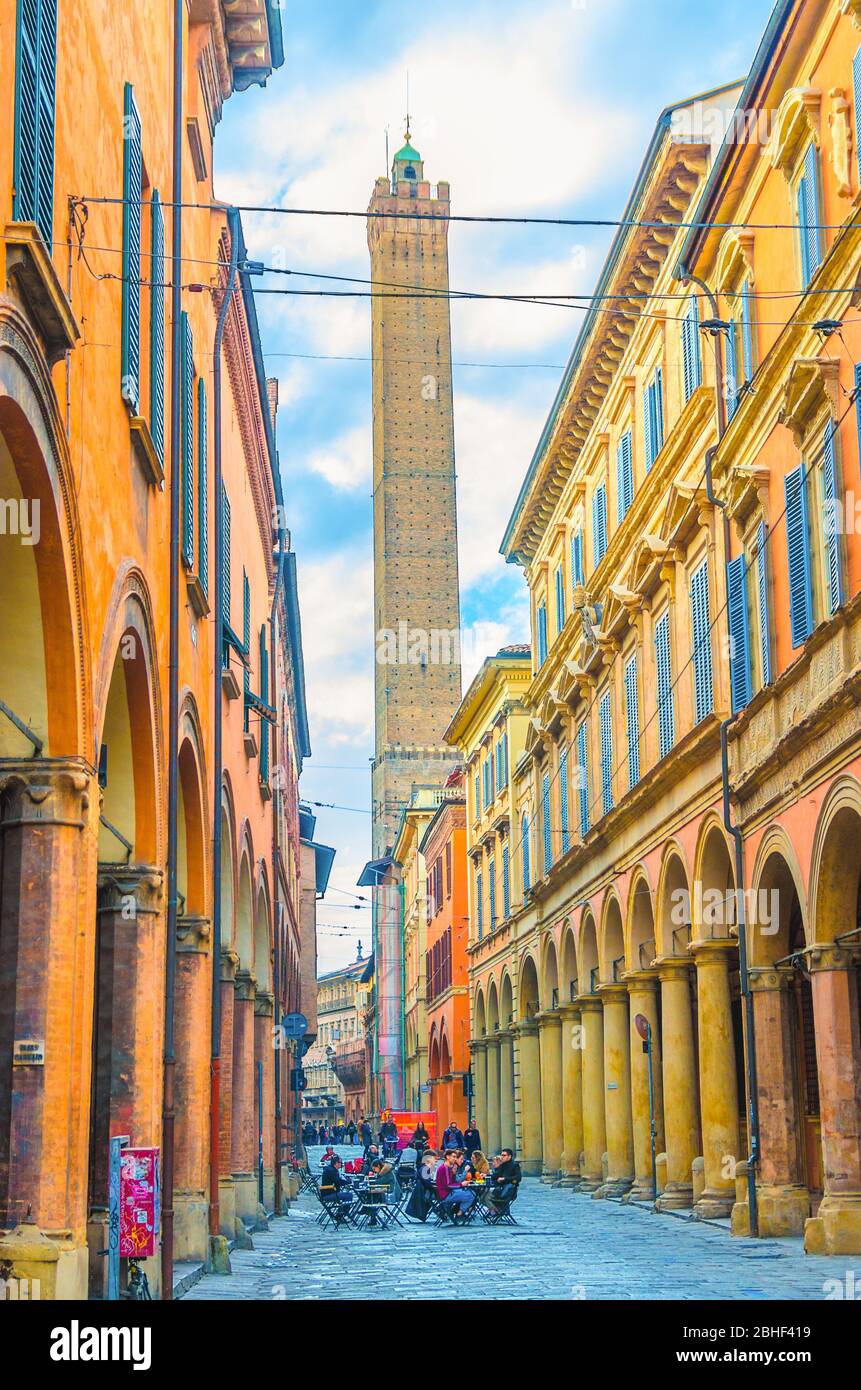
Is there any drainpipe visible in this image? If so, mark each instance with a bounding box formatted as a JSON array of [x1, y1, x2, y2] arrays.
[[161, 0, 185, 1301], [209, 205, 241, 1246], [679, 267, 760, 1237], [268, 539, 288, 1213]]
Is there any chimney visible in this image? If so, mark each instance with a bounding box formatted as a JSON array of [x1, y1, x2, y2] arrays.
[[266, 376, 279, 435]]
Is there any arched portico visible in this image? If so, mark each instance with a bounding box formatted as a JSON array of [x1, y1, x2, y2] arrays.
[[576, 911, 605, 1191], [625, 870, 664, 1202], [654, 847, 700, 1211], [597, 894, 633, 1197], [516, 955, 542, 1175]]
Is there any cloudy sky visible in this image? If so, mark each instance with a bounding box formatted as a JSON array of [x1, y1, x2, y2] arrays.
[[215, 0, 775, 972]]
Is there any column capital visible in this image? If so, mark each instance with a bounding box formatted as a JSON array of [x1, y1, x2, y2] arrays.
[[97, 863, 164, 918], [574, 994, 603, 1013], [484, 1030, 502, 1049], [622, 969, 660, 991], [469, 1037, 488, 1055], [747, 964, 795, 993], [235, 969, 257, 1002], [255, 990, 274, 1018], [653, 954, 693, 981], [535, 1010, 563, 1031], [689, 936, 737, 963], [596, 981, 629, 1001], [513, 1018, 539, 1037], [0, 757, 94, 829], [220, 949, 240, 983], [559, 1002, 582, 1021], [806, 941, 861, 973], [496, 1026, 515, 1040], [176, 914, 211, 954]]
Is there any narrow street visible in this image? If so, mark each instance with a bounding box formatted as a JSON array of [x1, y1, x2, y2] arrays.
[[182, 1154, 853, 1302]]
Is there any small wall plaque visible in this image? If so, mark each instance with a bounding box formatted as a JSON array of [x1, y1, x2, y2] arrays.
[[13, 1039, 45, 1066]]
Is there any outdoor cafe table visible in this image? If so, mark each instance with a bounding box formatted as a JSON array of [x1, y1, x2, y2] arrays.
[[461, 1181, 495, 1222]]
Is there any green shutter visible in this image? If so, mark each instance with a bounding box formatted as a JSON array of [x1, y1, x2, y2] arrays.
[[197, 377, 208, 597], [14, 0, 57, 245], [121, 83, 142, 411], [727, 553, 752, 713], [221, 483, 231, 636], [259, 625, 270, 783], [180, 312, 195, 567], [625, 654, 640, 789], [785, 464, 813, 648], [149, 192, 165, 462], [599, 690, 614, 816], [690, 559, 713, 723], [655, 611, 675, 758], [243, 570, 251, 731]]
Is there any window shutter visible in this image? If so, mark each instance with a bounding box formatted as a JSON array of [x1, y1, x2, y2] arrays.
[[625, 654, 640, 789], [655, 610, 675, 758], [197, 377, 208, 598], [592, 483, 608, 565], [14, 0, 58, 244], [797, 174, 811, 287], [617, 430, 633, 522], [653, 367, 664, 453], [221, 484, 231, 627], [571, 530, 584, 587], [560, 746, 570, 853], [242, 569, 251, 730], [542, 772, 552, 873], [756, 520, 772, 688], [488, 858, 496, 928], [727, 553, 752, 713], [855, 47, 861, 183], [474, 773, 480, 819], [784, 464, 814, 648], [822, 423, 843, 615], [521, 815, 531, 893], [683, 296, 702, 402], [476, 870, 483, 938], [643, 384, 654, 472], [576, 722, 589, 837], [599, 690, 614, 816], [803, 144, 823, 281], [690, 559, 713, 723], [149, 191, 165, 463], [855, 363, 861, 462], [555, 565, 565, 632], [741, 280, 755, 384], [180, 312, 195, 567], [537, 602, 548, 665], [121, 84, 143, 411], [501, 732, 508, 784], [502, 845, 511, 919], [259, 624, 270, 782], [725, 321, 739, 419]]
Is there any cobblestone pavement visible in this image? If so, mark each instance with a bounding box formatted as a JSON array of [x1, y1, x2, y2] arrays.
[[181, 1149, 858, 1302]]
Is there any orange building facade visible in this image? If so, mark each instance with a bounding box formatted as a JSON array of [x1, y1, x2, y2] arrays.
[[0, 0, 315, 1299]]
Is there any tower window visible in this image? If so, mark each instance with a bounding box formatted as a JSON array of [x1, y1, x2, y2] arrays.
[[404, 165, 416, 179]]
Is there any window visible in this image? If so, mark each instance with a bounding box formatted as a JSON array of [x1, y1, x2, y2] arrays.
[[796, 143, 823, 287], [555, 564, 566, 633], [536, 602, 548, 665], [571, 529, 585, 587], [576, 721, 589, 837], [150, 193, 165, 465], [625, 654, 640, 789], [13, 0, 58, 244], [822, 422, 844, 616], [488, 857, 496, 930], [592, 483, 608, 567], [180, 312, 195, 568], [617, 430, 634, 523], [259, 624, 270, 783], [197, 377, 208, 598], [599, 690, 614, 816], [785, 463, 813, 647], [727, 551, 753, 714], [502, 845, 511, 919], [559, 746, 570, 853], [221, 484, 231, 629], [644, 366, 664, 471], [682, 296, 702, 403], [655, 610, 675, 757], [521, 814, 531, 894], [690, 558, 713, 723], [541, 772, 552, 874], [496, 733, 508, 792], [473, 772, 480, 822], [476, 869, 484, 939], [121, 83, 143, 411], [755, 520, 772, 689], [727, 281, 755, 420], [482, 756, 492, 810], [855, 46, 861, 184]]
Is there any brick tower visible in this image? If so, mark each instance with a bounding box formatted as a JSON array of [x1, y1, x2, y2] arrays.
[[368, 127, 462, 856]]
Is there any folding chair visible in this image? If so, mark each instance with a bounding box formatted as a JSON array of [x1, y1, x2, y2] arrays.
[[482, 1193, 518, 1226], [316, 1189, 355, 1230], [301, 1169, 320, 1198]]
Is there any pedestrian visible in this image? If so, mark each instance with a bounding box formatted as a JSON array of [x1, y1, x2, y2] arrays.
[[410, 1121, 429, 1159], [380, 1116, 398, 1156], [463, 1123, 481, 1158], [441, 1119, 464, 1151], [347, 1120, 357, 1145], [360, 1117, 372, 1148]]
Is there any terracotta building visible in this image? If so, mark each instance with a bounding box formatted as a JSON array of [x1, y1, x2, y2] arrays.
[[0, 0, 318, 1299]]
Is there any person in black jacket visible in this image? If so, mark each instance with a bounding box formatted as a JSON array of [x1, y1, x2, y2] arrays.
[[405, 1150, 438, 1222], [463, 1125, 481, 1158], [441, 1120, 464, 1151], [488, 1148, 522, 1207], [320, 1156, 353, 1221], [359, 1117, 372, 1147]]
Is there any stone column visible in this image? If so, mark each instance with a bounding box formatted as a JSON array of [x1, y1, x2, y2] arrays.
[[497, 1028, 516, 1150], [595, 984, 634, 1197], [804, 945, 861, 1256], [626, 972, 664, 1202], [730, 968, 808, 1237], [577, 998, 606, 1191], [485, 1035, 501, 1155], [655, 958, 700, 1210], [559, 1004, 584, 1185], [231, 969, 257, 1226], [173, 915, 211, 1262], [217, 950, 238, 1238], [515, 1020, 542, 1175], [691, 940, 739, 1220], [470, 1039, 487, 1145], [537, 1012, 564, 1180], [0, 763, 97, 1300], [255, 991, 275, 1216]]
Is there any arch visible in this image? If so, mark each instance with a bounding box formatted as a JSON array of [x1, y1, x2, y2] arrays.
[[809, 775, 861, 946], [95, 601, 160, 866], [429, 1033, 441, 1081], [0, 307, 89, 758], [499, 971, 514, 1029], [600, 891, 625, 983], [440, 1031, 451, 1076], [518, 953, 540, 1019], [749, 825, 808, 965], [177, 694, 207, 916], [656, 841, 692, 957], [487, 978, 500, 1032], [473, 986, 486, 1039], [235, 832, 255, 971], [578, 909, 599, 994], [693, 816, 737, 940], [560, 923, 578, 1002], [254, 869, 272, 993], [541, 938, 559, 1009], [219, 780, 237, 955], [626, 866, 656, 973]]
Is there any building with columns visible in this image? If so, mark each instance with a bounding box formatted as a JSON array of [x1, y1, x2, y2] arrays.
[[0, 0, 317, 1298]]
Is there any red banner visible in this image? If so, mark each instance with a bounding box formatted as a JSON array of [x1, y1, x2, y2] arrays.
[[381, 1109, 437, 1150], [119, 1147, 160, 1259]]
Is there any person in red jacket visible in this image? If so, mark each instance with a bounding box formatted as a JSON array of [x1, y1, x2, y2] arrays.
[[435, 1150, 477, 1221]]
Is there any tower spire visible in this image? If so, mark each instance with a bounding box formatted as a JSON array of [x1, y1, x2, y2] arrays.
[[405, 69, 410, 143]]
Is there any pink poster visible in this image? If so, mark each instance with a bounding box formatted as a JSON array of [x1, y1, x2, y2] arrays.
[[119, 1147, 160, 1259]]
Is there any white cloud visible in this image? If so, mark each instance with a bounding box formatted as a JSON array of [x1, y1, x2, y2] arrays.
[[307, 420, 371, 492], [297, 547, 374, 745]]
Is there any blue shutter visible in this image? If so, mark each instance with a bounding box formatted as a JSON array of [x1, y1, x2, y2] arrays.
[[797, 174, 812, 287], [625, 655, 640, 789], [259, 624, 270, 782], [180, 312, 195, 568], [149, 192, 165, 463], [542, 772, 552, 873], [599, 691, 613, 816], [683, 297, 702, 402], [690, 559, 713, 723], [221, 484, 231, 631], [655, 610, 675, 758], [741, 281, 755, 384], [727, 553, 752, 714], [474, 773, 480, 820], [784, 464, 814, 648], [242, 569, 251, 730], [653, 367, 664, 453], [803, 144, 823, 281], [555, 565, 565, 632], [756, 520, 772, 688], [576, 722, 589, 838], [14, 0, 58, 245], [592, 483, 608, 565], [855, 363, 861, 463], [643, 384, 655, 472], [502, 845, 511, 919], [476, 870, 483, 938], [571, 530, 584, 587], [560, 747, 570, 853], [197, 377, 208, 598], [537, 602, 548, 665], [121, 84, 143, 411], [854, 47, 861, 183], [488, 858, 496, 929], [726, 321, 739, 420], [617, 430, 633, 522], [521, 815, 531, 893], [822, 423, 843, 615]]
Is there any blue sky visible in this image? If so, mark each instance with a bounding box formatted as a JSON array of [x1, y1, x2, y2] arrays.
[[214, 0, 775, 971]]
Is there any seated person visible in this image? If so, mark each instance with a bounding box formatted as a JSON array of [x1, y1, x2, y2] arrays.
[[470, 1150, 491, 1179], [435, 1150, 477, 1221], [398, 1141, 419, 1168], [320, 1156, 353, 1214], [454, 1149, 474, 1182], [361, 1143, 381, 1173], [368, 1158, 395, 1189], [406, 1150, 438, 1222], [487, 1148, 522, 1205]]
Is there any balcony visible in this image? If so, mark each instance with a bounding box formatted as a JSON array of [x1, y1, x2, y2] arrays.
[[330, 1040, 366, 1092]]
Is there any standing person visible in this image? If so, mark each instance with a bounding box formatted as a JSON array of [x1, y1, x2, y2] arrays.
[[463, 1123, 481, 1159], [380, 1116, 398, 1157], [360, 1116, 372, 1148], [441, 1119, 464, 1152], [410, 1121, 429, 1159], [347, 1119, 357, 1145], [435, 1150, 477, 1222]]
